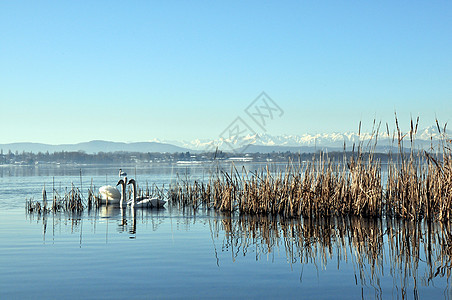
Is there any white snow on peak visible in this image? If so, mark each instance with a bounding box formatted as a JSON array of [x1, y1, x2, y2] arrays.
[[150, 126, 450, 151]]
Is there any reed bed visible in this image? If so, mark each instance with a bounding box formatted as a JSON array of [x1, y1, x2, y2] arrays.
[[26, 183, 96, 213], [169, 155, 384, 218], [170, 119, 452, 222], [26, 177, 166, 213]]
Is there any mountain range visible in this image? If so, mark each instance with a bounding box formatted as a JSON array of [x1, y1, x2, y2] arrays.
[[1, 126, 449, 154], [0, 140, 188, 154], [154, 125, 449, 153]]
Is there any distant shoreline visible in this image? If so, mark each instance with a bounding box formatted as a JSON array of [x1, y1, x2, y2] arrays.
[[0, 149, 439, 166]]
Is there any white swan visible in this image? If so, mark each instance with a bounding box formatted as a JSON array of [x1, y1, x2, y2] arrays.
[[127, 178, 167, 208], [98, 185, 121, 204], [119, 169, 127, 178]]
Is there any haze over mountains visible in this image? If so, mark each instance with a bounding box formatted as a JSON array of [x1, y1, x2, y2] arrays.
[[1, 126, 448, 154]]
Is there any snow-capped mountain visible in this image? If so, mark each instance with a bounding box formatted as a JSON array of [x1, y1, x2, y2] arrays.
[[155, 125, 449, 153]]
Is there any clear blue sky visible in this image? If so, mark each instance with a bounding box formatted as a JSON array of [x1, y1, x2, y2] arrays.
[[1, 1, 451, 144]]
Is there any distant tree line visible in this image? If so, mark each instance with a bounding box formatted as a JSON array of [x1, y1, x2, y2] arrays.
[[0, 148, 416, 165], [0, 150, 207, 164]]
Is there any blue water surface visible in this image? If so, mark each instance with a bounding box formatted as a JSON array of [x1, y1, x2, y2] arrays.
[[0, 164, 450, 299]]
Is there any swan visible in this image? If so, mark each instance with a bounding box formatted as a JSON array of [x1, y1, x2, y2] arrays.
[[119, 169, 127, 178], [116, 179, 128, 208], [98, 185, 121, 204], [98, 169, 128, 205], [127, 178, 167, 209]]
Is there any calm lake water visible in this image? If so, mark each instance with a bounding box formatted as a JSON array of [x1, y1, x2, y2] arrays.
[[0, 163, 451, 299]]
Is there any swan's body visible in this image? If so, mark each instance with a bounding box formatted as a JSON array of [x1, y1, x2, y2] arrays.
[[126, 196, 166, 208], [98, 185, 121, 204], [127, 178, 166, 209]]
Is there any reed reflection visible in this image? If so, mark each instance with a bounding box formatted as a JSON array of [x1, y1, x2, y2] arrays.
[[25, 208, 451, 298], [209, 214, 452, 298]]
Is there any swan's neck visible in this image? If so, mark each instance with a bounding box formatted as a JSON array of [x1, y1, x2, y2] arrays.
[[120, 182, 126, 207], [123, 177, 127, 203], [132, 182, 137, 205]]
